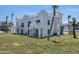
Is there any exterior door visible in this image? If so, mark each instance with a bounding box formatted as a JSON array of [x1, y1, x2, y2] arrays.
[[28, 29, 29, 36], [21, 29, 23, 35], [40, 28, 43, 38], [35, 29, 38, 37]]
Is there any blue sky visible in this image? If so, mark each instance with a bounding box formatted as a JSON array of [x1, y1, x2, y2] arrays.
[[59, 5, 79, 24], [0, 5, 79, 24]]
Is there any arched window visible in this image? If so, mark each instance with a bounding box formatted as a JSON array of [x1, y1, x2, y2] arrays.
[[28, 21, 31, 27], [36, 20, 40, 23], [21, 23, 24, 27]]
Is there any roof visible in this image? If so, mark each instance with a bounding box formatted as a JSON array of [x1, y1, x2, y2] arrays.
[[17, 10, 63, 21]]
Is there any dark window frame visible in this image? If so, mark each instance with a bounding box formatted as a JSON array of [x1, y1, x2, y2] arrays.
[[21, 23, 24, 28], [28, 21, 31, 27], [36, 20, 40, 23], [48, 20, 50, 25], [48, 29, 50, 34]]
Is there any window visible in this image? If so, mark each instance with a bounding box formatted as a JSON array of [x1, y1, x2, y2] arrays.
[[48, 20, 50, 25], [35, 29, 38, 37], [36, 20, 40, 23], [48, 29, 50, 34], [21, 23, 24, 27], [21, 29, 24, 35], [28, 21, 31, 23], [28, 21, 31, 27]]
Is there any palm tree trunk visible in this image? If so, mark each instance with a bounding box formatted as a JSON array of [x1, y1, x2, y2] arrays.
[[10, 16, 12, 33], [73, 21, 76, 38], [6, 16, 8, 34], [47, 8, 56, 40], [68, 18, 70, 34]]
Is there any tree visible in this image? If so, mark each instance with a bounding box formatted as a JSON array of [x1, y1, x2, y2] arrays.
[[11, 13, 14, 24], [72, 18, 76, 38], [5, 16, 9, 33], [10, 13, 14, 33], [68, 15, 71, 34], [69, 21, 73, 34], [47, 5, 59, 40]]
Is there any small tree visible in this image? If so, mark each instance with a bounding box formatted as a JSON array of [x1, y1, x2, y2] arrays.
[[11, 13, 14, 25], [69, 21, 73, 34], [5, 16, 9, 33], [10, 13, 14, 33], [47, 5, 59, 40], [72, 18, 76, 38], [68, 15, 71, 34]]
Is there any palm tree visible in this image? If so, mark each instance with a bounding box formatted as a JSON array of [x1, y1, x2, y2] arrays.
[[5, 16, 9, 33], [69, 21, 73, 34], [47, 5, 59, 40], [72, 18, 76, 38], [68, 15, 71, 34], [10, 13, 14, 33], [11, 13, 14, 25], [6, 16, 8, 23]]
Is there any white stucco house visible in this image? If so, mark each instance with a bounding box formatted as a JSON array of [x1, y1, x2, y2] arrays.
[[16, 10, 63, 38]]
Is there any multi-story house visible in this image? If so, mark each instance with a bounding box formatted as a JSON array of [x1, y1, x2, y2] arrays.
[[16, 10, 63, 38]]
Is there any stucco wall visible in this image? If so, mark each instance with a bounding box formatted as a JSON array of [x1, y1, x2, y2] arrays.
[[16, 10, 62, 38]]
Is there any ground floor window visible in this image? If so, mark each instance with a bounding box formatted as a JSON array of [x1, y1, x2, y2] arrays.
[[40, 28, 43, 38], [48, 29, 50, 35], [28, 29, 29, 36], [21, 29, 24, 35], [35, 29, 38, 37]]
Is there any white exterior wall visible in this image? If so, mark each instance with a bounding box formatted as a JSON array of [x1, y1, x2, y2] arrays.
[[16, 10, 62, 38]]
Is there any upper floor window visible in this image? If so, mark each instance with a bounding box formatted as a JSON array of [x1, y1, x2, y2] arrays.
[[28, 21, 31, 24], [28, 21, 31, 27], [36, 20, 40, 23], [48, 20, 50, 25], [21, 23, 24, 27]]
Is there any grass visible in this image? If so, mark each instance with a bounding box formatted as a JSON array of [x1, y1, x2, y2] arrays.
[[0, 33, 79, 54]]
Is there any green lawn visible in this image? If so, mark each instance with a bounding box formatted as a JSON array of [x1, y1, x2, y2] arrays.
[[0, 33, 79, 54]]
